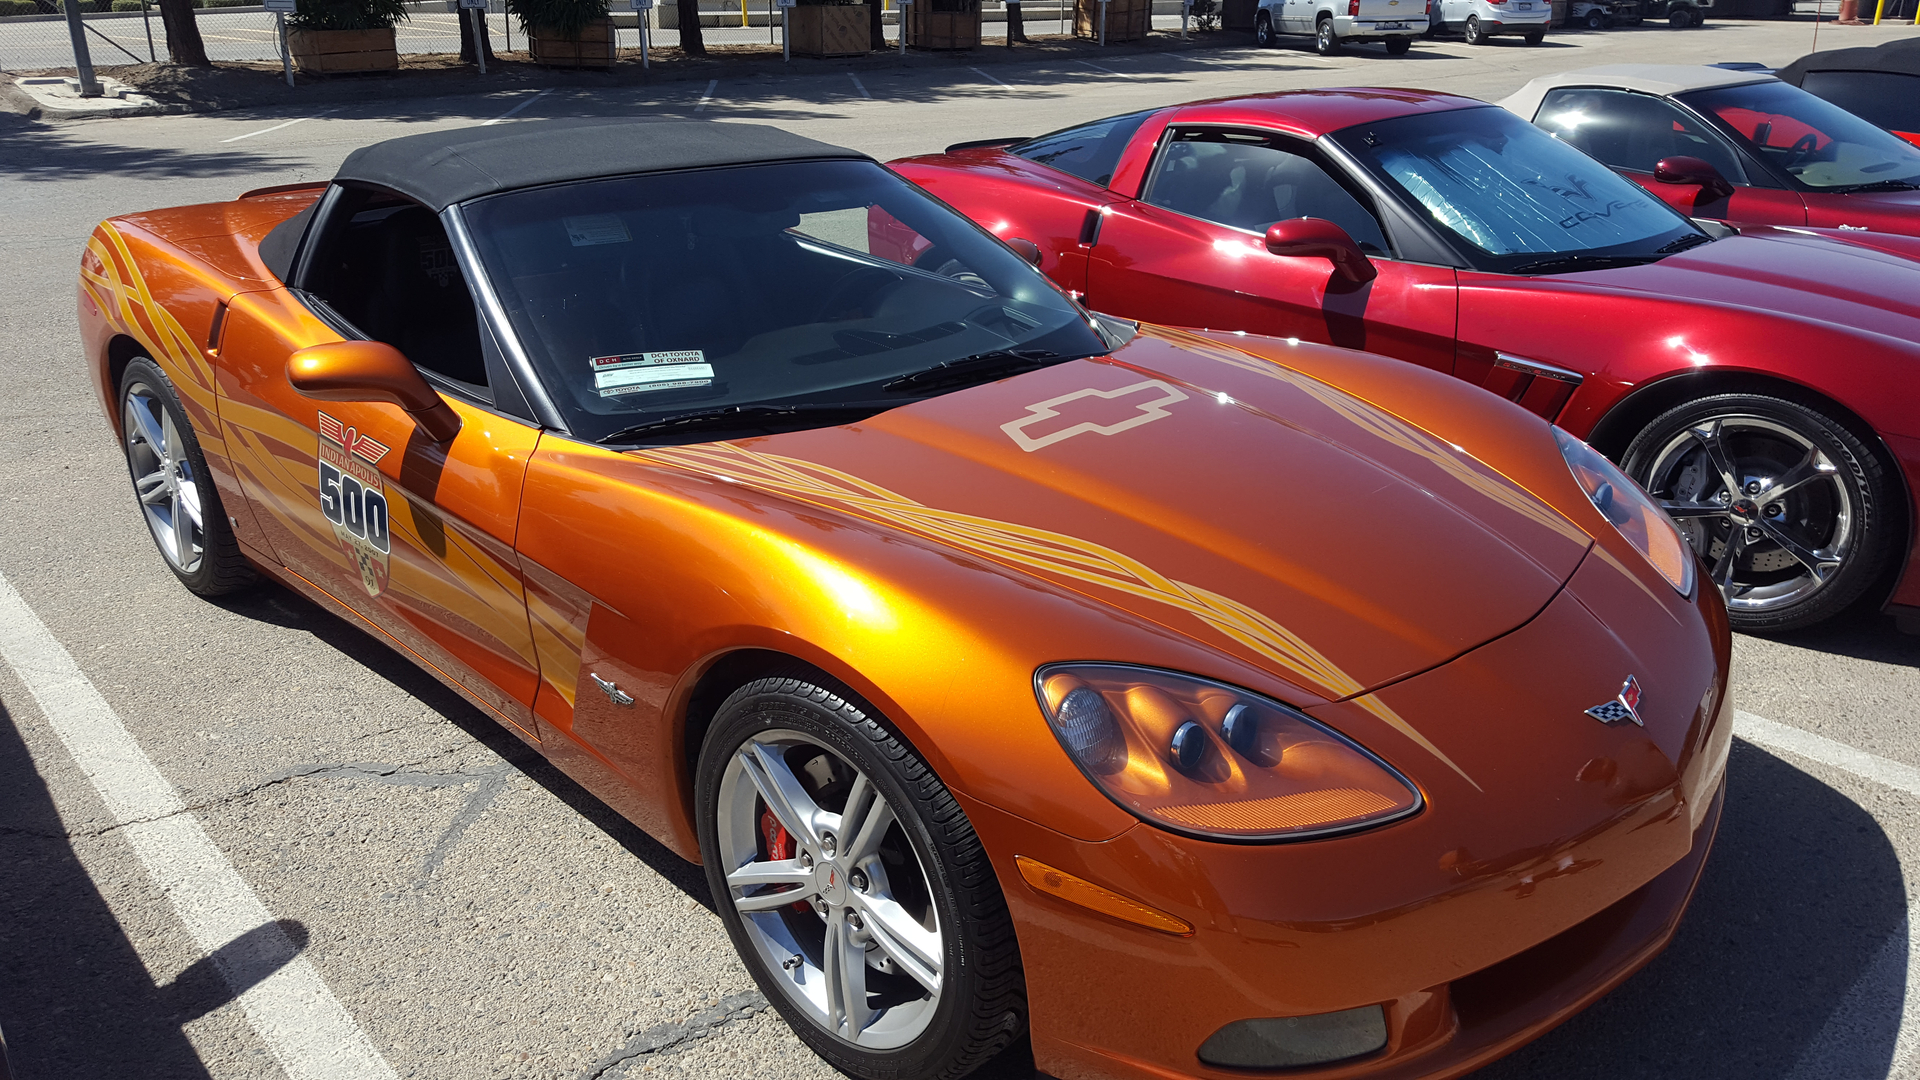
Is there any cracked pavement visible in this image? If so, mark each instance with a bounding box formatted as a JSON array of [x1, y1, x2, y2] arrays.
[[3, 17, 1919, 1080]]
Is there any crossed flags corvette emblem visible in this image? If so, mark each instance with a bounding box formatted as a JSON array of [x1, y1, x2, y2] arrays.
[[1585, 675, 1645, 726]]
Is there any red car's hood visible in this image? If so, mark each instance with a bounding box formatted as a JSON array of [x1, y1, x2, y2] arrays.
[[1575, 228, 1920, 339], [694, 328, 1592, 704]]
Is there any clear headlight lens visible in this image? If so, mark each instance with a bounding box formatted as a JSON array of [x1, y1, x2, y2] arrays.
[[1035, 665, 1422, 842], [1553, 427, 1696, 596]]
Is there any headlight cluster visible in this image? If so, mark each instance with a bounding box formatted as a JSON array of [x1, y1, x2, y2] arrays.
[[1553, 427, 1695, 596], [1035, 665, 1422, 842]]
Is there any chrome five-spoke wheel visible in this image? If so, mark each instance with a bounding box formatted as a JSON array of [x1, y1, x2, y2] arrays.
[[697, 674, 1024, 1080], [1624, 394, 1893, 632], [117, 357, 253, 596]]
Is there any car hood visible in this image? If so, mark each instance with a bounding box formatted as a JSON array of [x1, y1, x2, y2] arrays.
[[642, 327, 1593, 707], [1574, 229, 1920, 339]]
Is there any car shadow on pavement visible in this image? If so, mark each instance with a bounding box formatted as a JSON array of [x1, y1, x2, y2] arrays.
[[208, 583, 715, 910], [1753, 603, 1920, 669], [1469, 738, 1909, 1079], [0, 698, 313, 1078]]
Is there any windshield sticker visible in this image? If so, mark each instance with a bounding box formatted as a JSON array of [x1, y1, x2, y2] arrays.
[[564, 214, 632, 247], [591, 352, 715, 397], [1001, 380, 1189, 452], [316, 411, 392, 597]]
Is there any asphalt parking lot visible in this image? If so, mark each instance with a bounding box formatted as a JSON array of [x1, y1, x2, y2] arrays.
[[2, 18, 1919, 1080]]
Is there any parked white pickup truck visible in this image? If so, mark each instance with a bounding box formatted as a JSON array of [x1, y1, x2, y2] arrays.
[[1254, 0, 1429, 54]]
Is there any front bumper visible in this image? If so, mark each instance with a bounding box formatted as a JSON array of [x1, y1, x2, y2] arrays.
[[972, 543, 1732, 1079]]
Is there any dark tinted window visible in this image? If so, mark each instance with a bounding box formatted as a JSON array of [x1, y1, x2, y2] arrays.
[[1013, 110, 1157, 187], [1145, 129, 1390, 254], [1331, 106, 1702, 271], [1800, 71, 1920, 143], [1684, 79, 1920, 190], [462, 159, 1106, 443], [1535, 87, 1747, 183]]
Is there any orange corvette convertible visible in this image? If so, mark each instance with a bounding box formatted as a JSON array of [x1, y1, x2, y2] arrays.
[[78, 119, 1731, 1080]]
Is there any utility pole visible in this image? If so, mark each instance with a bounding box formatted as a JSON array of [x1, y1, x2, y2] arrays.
[[63, 0, 102, 98]]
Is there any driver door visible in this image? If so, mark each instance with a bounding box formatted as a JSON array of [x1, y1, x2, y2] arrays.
[[1086, 127, 1458, 374], [217, 189, 544, 739]]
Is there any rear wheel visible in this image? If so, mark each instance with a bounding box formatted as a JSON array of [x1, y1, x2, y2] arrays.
[[1255, 11, 1278, 44], [118, 357, 254, 597], [1463, 13, 1487, 41], [1585, 8, 1605, 26], [697, 673, 1026, 1080], [1621, 394, 1895, 633], [1524, 28, 1544, 42], [1315, 15, 1341, 52], [1385, 34, 1412, 52], [1669, 8, 1688, 23], [1689, 6, 1704, 22]]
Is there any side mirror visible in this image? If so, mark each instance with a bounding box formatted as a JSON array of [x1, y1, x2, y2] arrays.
[[1006, 237, 1044, 267], [1653, 156, 1735, 201], [287, 340, 462, 444], [1264, 218, 1378, 286]]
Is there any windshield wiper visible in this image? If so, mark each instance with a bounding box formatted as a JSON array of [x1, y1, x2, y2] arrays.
[[881, 349, 1081, 392], [1509, 254, 1662, 275], [1829, 178, 1920, 194], [596, 402, 899, 445], [1656, 232, 1716, 254]]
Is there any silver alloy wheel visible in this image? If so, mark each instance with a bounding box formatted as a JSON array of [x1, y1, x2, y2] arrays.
[[1642, 415, 1853, 614], [123, 385, 205, 575], [718, 729, 944, 1050], [1316, 17, 1337, 50]]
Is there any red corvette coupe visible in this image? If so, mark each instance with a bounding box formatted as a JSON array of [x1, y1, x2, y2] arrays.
[[890, 89, 1920, 633]]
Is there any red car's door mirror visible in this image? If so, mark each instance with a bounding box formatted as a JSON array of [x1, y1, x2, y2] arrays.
[[1264, 218, 1378, 286], [1653, 156, 1736, 201], [1006, 237, 1044, 267], [287, 340, 462, 443]]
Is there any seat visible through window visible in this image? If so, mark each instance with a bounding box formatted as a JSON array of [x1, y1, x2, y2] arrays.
[[1146, 132, 1391, 254]]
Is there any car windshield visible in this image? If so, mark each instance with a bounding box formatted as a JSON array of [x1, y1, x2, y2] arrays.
[[1328, 105, 1705, 274], [461, 159, 1107, 443], [1682, 79, 1920, 191]]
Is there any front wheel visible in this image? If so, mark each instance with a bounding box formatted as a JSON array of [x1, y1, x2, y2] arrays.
[[1585, 8, 1606, 26], [1669, 8, 1688, 23], [697, 673, 1026, 1080], [118, 357, 254, 596], [1315, 15, 1341, 52], [1463, 13, 1486, 41], [1254, 11, 1278, 45], [1385, 34, 1412, 52], [1621, 394, 1896, 633]]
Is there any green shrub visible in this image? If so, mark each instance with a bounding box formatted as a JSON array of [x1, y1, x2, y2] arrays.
[[286, 0, 406, 28], [0, 0, 39, 14], [506, 0, 606, 35], [110, 1, 144, 11]]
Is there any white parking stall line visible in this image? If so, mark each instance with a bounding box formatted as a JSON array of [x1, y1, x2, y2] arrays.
[[0, 572, 399, 1080], [696, 78, 719, 112], [1076, 59, 1136, 78], [222, 109, 335, 144], [1734, 710, 1920, 799], [483, 87, 553, 126], [969, 65, 1013, 88], [848, 73, 871, 99]]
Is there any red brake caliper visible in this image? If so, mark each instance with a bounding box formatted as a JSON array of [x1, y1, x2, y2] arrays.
[[758, 804, 815, 913]]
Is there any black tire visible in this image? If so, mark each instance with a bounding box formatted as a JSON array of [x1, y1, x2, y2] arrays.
[[1255, 10, 1277, 45], [1585, 8, 1605, 26], [696, 672, 1026, 1080], [1524, 28, 1545, 42], [1385, 34, 1412, 52], [117, 357, 255, 597], [1463, 13, 1486, 42], [1669, 8, 1687, 23], [1315, 14, 1341, 52], [1621, 394, 1895, 633]]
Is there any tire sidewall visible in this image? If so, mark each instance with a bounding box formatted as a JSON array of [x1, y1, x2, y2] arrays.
[[1315, 16, 1337, 51], [1464, 14, 1483, 41], [1255, 12, 1274, 44], [118, 357, 226, 594], [1621, 394, 1892, 632], [694, 679, 994, 1079]]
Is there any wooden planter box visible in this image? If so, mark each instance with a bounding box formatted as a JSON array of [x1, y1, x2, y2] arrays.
[[1221, 0, 1256, 29], [1075, 0, 1148, 38], [789, 3, 869, 55], [528, 18, 613, 66], [905, 0, 979, 47], [287, 27, 398, 73]]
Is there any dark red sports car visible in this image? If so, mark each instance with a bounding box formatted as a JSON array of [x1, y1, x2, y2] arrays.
[[889, 89, 1920, 633]]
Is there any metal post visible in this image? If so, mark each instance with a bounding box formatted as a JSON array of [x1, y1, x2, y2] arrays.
[[470, 6, 487, 69], [63, 0, 102, 97], [277, 11, 294, 86], [1098, 0, 1106, 42], [141, 0, 156, 61], [899, 0, 908, 50], [779, 0, 789, 58], [1180, 0, 1188, 36]]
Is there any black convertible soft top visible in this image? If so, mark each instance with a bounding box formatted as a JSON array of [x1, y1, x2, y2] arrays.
[[1776, 36, 1920, 86], [332, 118, 870, 212]]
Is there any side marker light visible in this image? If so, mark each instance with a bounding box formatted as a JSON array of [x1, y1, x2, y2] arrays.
[[1014, 856, 1194, 936]]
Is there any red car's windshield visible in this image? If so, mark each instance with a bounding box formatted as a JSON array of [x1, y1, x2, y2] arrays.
[[1682, 80, 1920, 192]]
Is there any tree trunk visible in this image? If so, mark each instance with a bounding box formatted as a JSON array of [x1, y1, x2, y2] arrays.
[[869, 0, 885, 48], [1006, 0, 1025, 38], [676, 0, 705, 53], [458, 10, 496, 61], [157, 0, 209, 65]]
